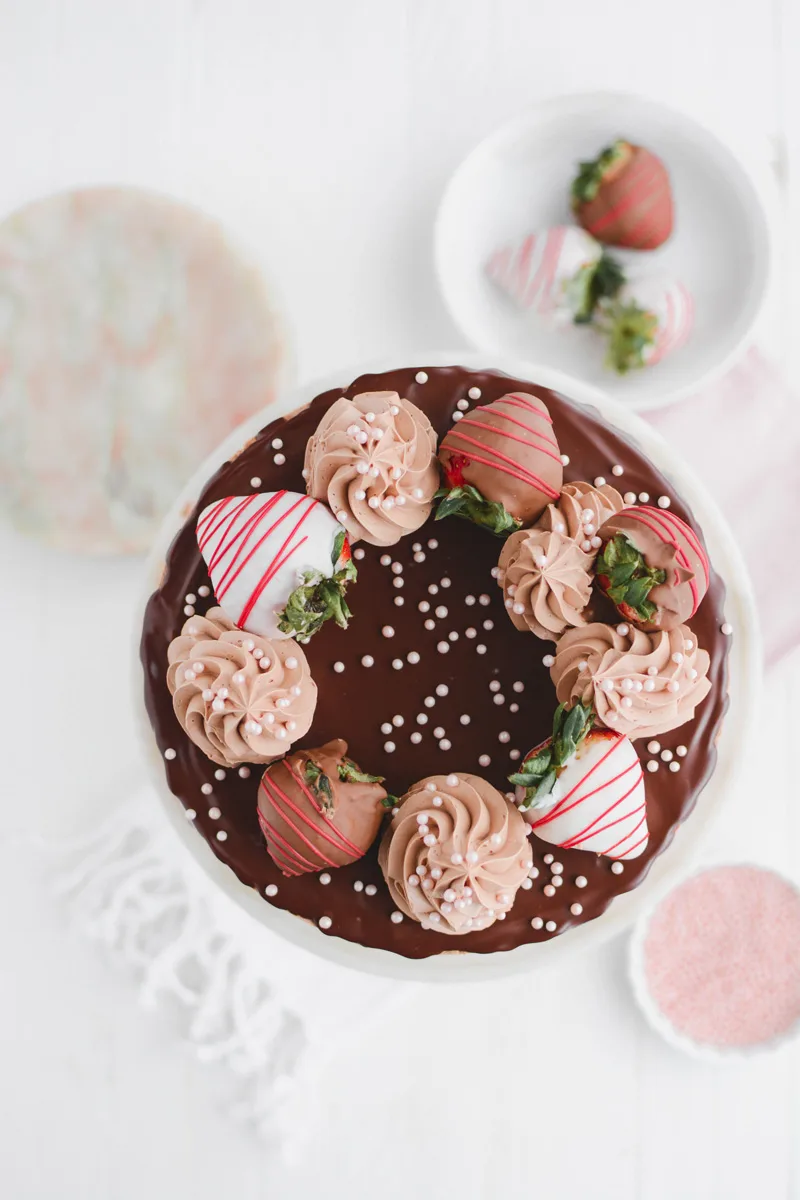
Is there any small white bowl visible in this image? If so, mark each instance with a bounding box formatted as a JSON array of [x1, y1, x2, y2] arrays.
[[629, 862, 800, 1062], [435, 92, 771, 412]]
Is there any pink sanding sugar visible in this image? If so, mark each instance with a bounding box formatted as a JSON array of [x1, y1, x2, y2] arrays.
[[643, 865, 800, 1048]]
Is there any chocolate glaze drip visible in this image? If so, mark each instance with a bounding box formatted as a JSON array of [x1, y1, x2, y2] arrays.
[[140, 366, 729, 959]]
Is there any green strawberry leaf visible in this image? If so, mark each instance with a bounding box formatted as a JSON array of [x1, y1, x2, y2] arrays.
[[382, 793, 400, 810], [601, 300, 659, 375], [571, 139, 629, 205], [277, 554, 357, 640], [338, 758, 385, 785], [434, 484, 521, 537], [567, 251, 626, 324], [304, 760, 334, 809], [596, 534, 666, 622], [510, 701, 594, 808]]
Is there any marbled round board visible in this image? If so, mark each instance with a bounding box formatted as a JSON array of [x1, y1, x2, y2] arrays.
[[0, 187, 290, 554]]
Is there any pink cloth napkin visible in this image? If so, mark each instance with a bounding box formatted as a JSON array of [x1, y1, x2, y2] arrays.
[[647, 348, 796, 669]]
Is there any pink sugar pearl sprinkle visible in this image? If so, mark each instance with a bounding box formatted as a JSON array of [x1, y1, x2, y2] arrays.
[[644, 866, 800, 1048]]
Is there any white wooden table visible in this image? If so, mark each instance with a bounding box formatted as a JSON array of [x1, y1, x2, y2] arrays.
[[1, 2, 799, 1197]]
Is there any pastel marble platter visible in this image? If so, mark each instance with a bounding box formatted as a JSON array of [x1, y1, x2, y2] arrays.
[[0, 187, 290, 554]]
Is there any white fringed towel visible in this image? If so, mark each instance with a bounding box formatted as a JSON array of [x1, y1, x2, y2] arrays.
[[55, 787, 413, 1158]]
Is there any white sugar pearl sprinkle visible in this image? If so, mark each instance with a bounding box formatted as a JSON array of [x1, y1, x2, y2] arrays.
[[669, 761, 681, 772], [249, 477, 261, 489], [414, 552, 426, 563], [647, 740, 661, 754], [435, 684, 449, 697], [418, 600, 430, 613], [677, 745, 688, 757], [560, 454, 570, 466], [393, 577, 404, 589], [435, 606, 448, 618], [551, 862, 563, 875], [479, 594, 490, 606], [571, 903, 584, 916], [658, 495, 671, 509], [208, 806, 221, 819], [365, 884, 377, 896], [594, 476, 606, 487], [498, 731, 510, 743], [201, 783, 213, 795], [542, 654, 555, 668], [407, 651, 420, 664], [460, 714, 471, 725], [468, 386, 481, 399], [546, 921, 557, 932], [437, 641, 449, 654], [410, 732, 422, 744], [184, 604, 195, 616], [390, 911, 403, 924], [392, 658, 404, 670], [391, 562, 403, 575], [721, 622, 733, 636], [384, 741, 396, 753], [639, 492, 649, 503], [439, 738, 452, 751], [612, 464, 624, 476], [476, 644, 487, 655], [661, 749, 673, 762], [185, 809, 196, 821], [611, 862, 624, 875], [531, 917, 544, 930], [415, 370, 428, 383], [271, 438, 283, 450], [381, 722, 392, 734], [319, 873, 331, 885], [215, 831, 228, 842], [424, 695, 436, 708], [544, 884, 556, 897], [543, 854, 553, 864], [164, 748, 176, 760], [382, 625, 394, 638], [489, 680, 501, 692], [428, 584, 439, 595], [318, 916, 332, 930], [333, 661, 345, 673], [478, 754, 491, 767], [433, 726, 445, 739], [353, 547, 365, 560], [354, 880, 365, 892], [624, 492, 637, 504], [197, 585, 210, 597], [361, 655, 374, 668], [575, 876, 588, 888], [273, 453, 286, 465], [380, 554, 391, 566], [441, 577, 451, 589], [647, 761, 659, 773], [424, 618, 435, 630], [238, 767, 250, 779], [392, 715, 404, 728], [493, 694, 505, 706], [265, 884, 278, 897]]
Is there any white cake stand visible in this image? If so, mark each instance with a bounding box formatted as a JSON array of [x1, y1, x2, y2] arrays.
[[134, 352, 760, 982]]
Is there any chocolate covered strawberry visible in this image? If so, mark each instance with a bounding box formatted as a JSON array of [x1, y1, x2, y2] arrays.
[[595, 505, 709, 631], [196, 490, 357, 642], [509, 703, 647, 860], [599, 275, 693, 374], [486, 225, 625, 324], [572, 139, 673, 250], [436, 391, 563, 534], [259, 739, 388, 876]]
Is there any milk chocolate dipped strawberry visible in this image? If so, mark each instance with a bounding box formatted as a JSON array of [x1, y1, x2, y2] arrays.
[[510, 703, 647, 860], [596, 505, 709, 630], [258, 739, 388, 876], [486, 226, 625, 324], [571, 139, 674, 250], [437, 391, 563, 534], [600, 276, 693, 374], [196, 491, 356, 642]]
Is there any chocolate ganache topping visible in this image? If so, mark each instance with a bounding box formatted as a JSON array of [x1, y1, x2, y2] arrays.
[[141, 364, 730, 960]]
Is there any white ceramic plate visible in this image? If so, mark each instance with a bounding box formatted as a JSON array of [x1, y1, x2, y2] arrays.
[[134, 352, 760, 982], [435, 92, 771, 412]]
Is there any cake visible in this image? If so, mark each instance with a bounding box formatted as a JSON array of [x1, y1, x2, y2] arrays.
[[140, 365, 730, 959]]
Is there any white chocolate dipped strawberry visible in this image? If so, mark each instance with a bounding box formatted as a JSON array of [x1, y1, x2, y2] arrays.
[[599, 274, 694, 373], [486, 225, 625, 324], [509, 703, 647, 861], [196, 490, 356, 642]]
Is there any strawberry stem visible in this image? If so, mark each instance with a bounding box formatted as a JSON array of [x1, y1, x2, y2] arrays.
[[277, 529, 358, 639], [567, 250, 626, 324], [571, 139, 631, 205], [434, 484, 521, 537], [508, 702, 594, 809], [601, 300, 658, 374], [596, 533, 666, 622]]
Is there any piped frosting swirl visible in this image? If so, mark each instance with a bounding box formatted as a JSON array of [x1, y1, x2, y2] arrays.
[[166, 608, 316, 766], [378, 773, 532, 934], [498, 527, 592, 640], [536, 480, 625, 548], [550, 621, 711, 740], [304, 391, 438, 546]]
